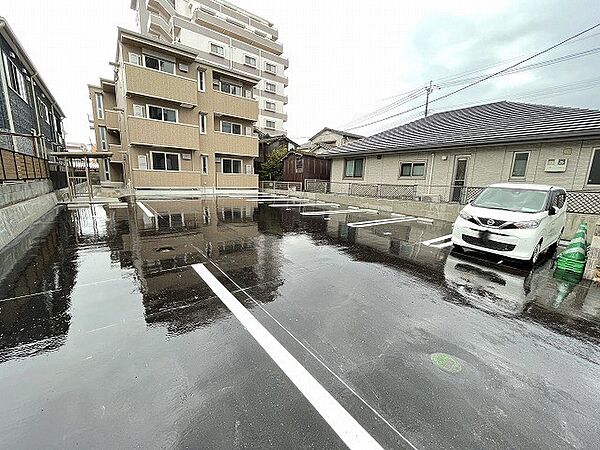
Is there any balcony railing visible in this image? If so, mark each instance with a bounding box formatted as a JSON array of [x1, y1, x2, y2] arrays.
[[128, 116, 199, 150], [108, 144, 123, 162], [216, 173, 258, 188], [131, 169, 204, 188], [105, 110, 120, 131], [148, 12, 173, 40], [201, 132, 258, 157], [212, 91, 258, 121], [124, 63, 198, 106]]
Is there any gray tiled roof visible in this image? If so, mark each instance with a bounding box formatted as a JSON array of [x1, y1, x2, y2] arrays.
[[320, 101, 600, 157]]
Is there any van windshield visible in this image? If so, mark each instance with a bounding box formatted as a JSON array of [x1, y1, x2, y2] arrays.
[[472, 187, 548, 213]]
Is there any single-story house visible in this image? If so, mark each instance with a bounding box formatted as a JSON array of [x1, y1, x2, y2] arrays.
[[319, 101, 600, 201], [282, 147, 332, 185]]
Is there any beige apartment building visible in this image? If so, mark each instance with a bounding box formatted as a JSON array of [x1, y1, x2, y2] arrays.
[[89, 27, 259, 192], [130, 0, 288, 136]]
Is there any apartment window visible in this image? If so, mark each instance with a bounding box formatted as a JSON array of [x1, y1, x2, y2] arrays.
[[221, 120, 242, 135], [199, 113, 207, 134], [245, 164, 252, 175], [151, 151, 180, 171], [201, 155, 209, 174], [147, 105, 177, 122], [265, 101, 276, 111], [245, 126, 253, 136], [3, 54, 28, 102], [265, 62, 277, 74], [265, 120, 276, 129], [143, 54, 175, 74], [222, 158, 242, 174], [214, 77, 242, 96], [511, 152, 529, 178], [399, 162, 425, 177], [210, 43, 225, 57], [133, 104, 146, 117], [38, 99, 50, 124], [245, 89, 253, 99], [265, 82, 276, 93], [94, 93, 104, 119], [344, 158, 364, 178], [244, 55, 257, 67], [295, 155, 304, 173], [129, 52, 141, 65], [98, 126, 108, 151], [197, 70, 205, 91]]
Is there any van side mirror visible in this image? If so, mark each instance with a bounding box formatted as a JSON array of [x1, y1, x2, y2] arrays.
[[548, 206, 557, 216]]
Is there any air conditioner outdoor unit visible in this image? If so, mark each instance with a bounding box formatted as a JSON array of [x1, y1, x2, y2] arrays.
[[420, 194, 441, 203]]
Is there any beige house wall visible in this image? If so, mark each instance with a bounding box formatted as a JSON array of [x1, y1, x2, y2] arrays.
[[329, 139, 600, 191]]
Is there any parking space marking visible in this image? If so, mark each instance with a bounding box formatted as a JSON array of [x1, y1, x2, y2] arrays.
[[192, 263, 386, 450], [428, 241, 454, 249], [347, 217, 415, 228], [420, 234, 453, 246], [136, 201, 156, 218], [247, 198, 309, 203], [269, 203, 340, 208], [300, 209, 378, 216]]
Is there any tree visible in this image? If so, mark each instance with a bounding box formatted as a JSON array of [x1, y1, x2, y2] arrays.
[[259, 146, 288, 181]]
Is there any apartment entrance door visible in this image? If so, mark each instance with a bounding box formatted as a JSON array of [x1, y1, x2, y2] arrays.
[[451, 156, 469, 202]]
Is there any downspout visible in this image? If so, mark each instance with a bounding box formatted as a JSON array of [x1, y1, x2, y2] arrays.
[[427, 152, 435, 194], [28, 72, 42, 157]]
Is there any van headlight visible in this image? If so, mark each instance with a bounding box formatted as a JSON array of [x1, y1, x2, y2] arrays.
[[514, 219, 541, 229], [459, 211, 472, 220]]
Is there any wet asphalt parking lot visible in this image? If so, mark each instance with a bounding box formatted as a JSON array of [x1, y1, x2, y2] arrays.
[[1, 196, 600, 449]]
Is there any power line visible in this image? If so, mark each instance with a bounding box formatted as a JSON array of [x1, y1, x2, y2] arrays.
[[345, 22, 600, 131]]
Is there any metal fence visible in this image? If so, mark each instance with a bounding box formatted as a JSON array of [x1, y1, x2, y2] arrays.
[[1, 146, 50, 182], [260, 181, 303, 191], [565, 191, 600, 214]]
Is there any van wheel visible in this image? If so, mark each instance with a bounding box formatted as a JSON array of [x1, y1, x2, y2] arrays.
[[530, 241, 542, 266]]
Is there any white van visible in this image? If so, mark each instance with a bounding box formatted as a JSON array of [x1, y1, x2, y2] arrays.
[[452, 183, 567, 263]]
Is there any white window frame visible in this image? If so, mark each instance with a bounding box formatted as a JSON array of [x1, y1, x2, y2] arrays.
[[150, 150, 181, 171], [38, 98, 50, 124], [146, 104, 178, 123], [199, 113, 207, 134], [510, 151, 530, 178], [265, 119, 276, 130], [265, 62, 277, 74], [210, 42, 225, 57], [197, 69, 205, 92], [133, 104, 146, 118], [201, 155, 209, 174], [142, 54, 175, 74], [95, 93, 104, 119], [220, 120, 242, 135], [221, 157, 243, 174], [244, 54, 257, 67], [245, 126, 253, 136], [3, 53, 28, 103], [399, 161, 426, 178], [103, 159, 111, 180], [129, 52, 141, 65], [265, 81, 276, 93], [98, 126, 108, 151], [265, 101, 276, 111]]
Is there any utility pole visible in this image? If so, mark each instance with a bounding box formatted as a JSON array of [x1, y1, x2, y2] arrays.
[[424, 80, 439, 117]]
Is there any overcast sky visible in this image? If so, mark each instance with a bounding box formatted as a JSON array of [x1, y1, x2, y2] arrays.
[[1, 0, 599, 144]]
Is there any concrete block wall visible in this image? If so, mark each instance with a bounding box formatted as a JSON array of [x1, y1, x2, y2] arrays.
[[0, 180, 53, 209]]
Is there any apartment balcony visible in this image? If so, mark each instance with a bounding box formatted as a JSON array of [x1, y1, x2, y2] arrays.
[[216, 173, 258, 189], [201, 132, 258, 157], [147, 13, 173, 41], [148, 0, 176, 17], [108, 144, 124, 162], [124, 63, 198, 107], [131, 169, 204, 188], [128, 116, 199, 150], [212, 92, 258, 121], [105, 110, 120, 131]]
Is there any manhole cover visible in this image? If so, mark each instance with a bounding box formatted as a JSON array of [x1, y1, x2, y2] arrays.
[[430, 353, 463, 373]]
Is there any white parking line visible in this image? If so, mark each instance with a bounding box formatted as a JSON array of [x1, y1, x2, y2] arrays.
[[192, 263, 385, 450], [428, 241, 454, 249], [349, 218, 415, 228], [420, 234, 453, 246], [136, 201, 156, 218], [247, 198, 309, 203], [300, 209, 377, 216], [269, 203, 340, 208]]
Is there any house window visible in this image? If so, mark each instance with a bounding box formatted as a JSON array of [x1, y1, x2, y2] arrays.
[[3, 54, 28, 102], [344, 158, 364, 178], [143, 54, 175, 74], [133, 104, 146, 117], [201, 155, 209, 174], [103, 159, 111, 181], [98, 126, 108, 151], [199, 113, 207, 134], [222, 158, 242, 173], [197, 70, 205, 91], [265, 120, 276, 129], [129, 52, 141, 65], [511, 152, 529, 178], [147, 105, 177, 122], [151, 151, 180, 171], [265, 82, 276, 93], [210, 43, 225, 57], [38, 99, 50, 123], [95, 93, 104, 119], [399, 162, 425, 177], [295, 155, 304, 173], [265, 101, 276, 111], [215, 79, 242, 96], [245, 126, 252, 136], [265, 62, 277, 74], [221, 120, 242, 135], [244, 55, 257, 67]]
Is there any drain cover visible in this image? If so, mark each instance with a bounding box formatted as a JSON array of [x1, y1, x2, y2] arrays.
[[430, 353, 463, 373]]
